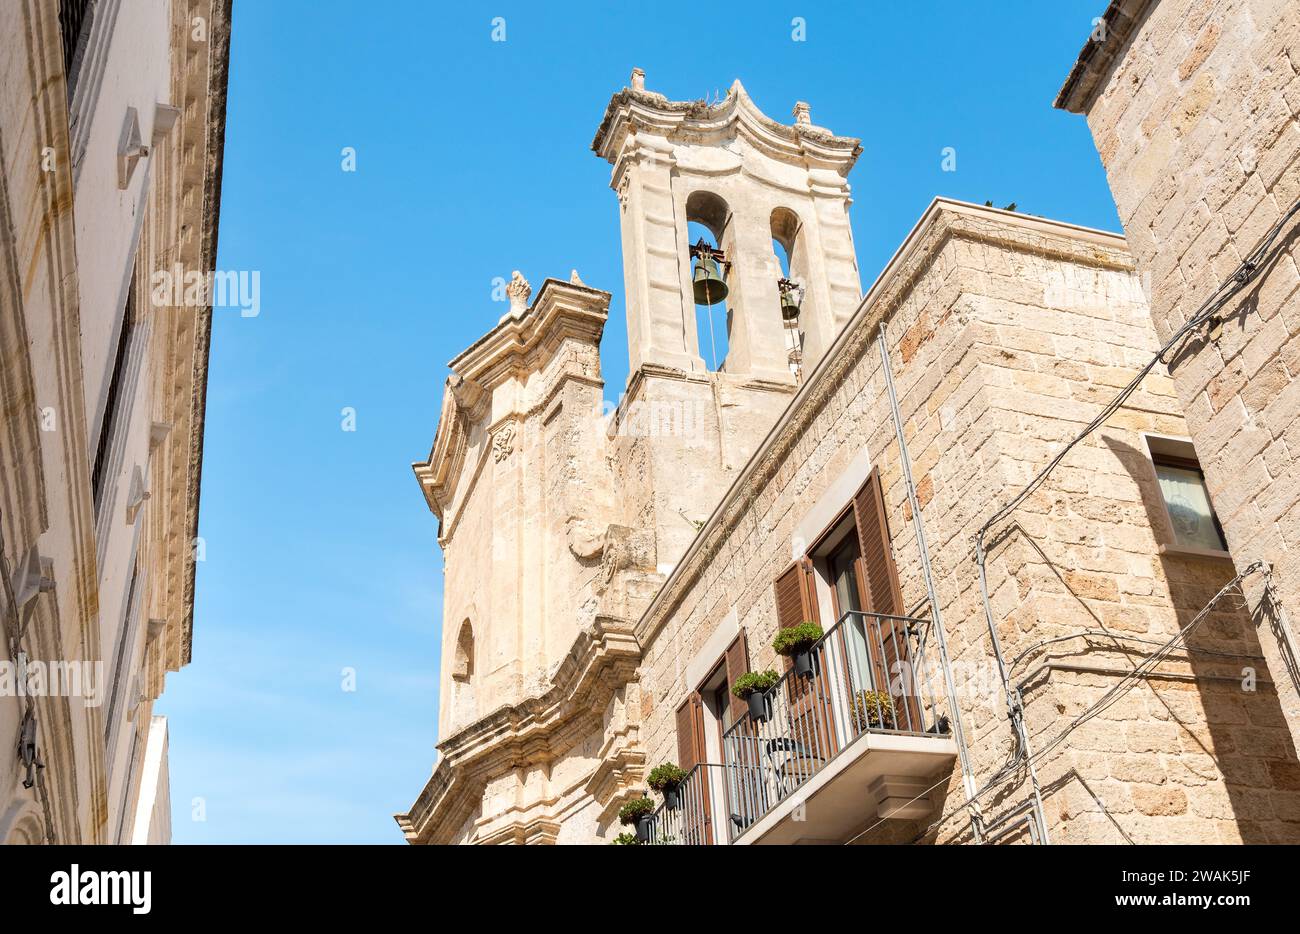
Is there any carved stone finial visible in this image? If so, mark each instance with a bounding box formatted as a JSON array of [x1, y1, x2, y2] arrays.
[[570, 269, 584, 285], [792, 101, 812, 126], [630, 67, 645, 91], [506, 270, 531, 316]]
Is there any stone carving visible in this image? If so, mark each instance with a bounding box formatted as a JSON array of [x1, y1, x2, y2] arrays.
[[506, 270, 531, 316], [492, 424, 515, 462]]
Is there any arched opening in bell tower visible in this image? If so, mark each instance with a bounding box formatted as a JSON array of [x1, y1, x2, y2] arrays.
[[686, 190, 734, 372], [771, 206, 809, 380]]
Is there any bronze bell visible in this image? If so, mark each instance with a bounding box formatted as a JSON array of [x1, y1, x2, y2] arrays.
[[692, 253, 728, 306], [778, 278, 802, 320]]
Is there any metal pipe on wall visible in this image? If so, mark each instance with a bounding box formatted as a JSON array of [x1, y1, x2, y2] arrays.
[[876, 326, 984, 844]]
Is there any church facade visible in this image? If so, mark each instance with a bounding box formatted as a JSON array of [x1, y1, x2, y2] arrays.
[[400, 2, 1300, 846]]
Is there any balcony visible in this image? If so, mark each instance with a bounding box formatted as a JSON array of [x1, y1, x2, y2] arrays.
[[644, 611, 957, 845]]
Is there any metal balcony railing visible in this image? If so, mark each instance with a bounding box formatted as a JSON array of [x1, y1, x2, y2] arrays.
[[637, 611, 950, 844], [642, 764, 727, 845], [720, 610, 950, 837]]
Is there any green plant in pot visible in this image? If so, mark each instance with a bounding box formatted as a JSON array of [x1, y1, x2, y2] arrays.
[[647, 763, 687, 811], [619, 796, 656, 843], [611, 832, 639, 845], [773, 621, 823, 678], [731, 670, 780, 722], [849, 689, 896, 733]]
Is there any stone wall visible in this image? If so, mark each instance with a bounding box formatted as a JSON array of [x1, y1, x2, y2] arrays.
[[0, 0, 229, 844], [635, 200, 1300, 844], [1057, 0, 1300, 757]]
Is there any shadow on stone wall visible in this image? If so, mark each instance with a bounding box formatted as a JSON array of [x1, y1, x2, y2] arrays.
[[1104, 435, 1300, 844]]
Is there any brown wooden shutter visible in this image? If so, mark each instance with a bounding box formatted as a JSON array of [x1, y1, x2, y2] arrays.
[[853, 467, 903, 617], [853, 467, 923, 729], [774, 558, 820, 676], [774, 557, 820, 629], [674, 693, 713, 842], [675, 695, 700, 770], [723, 631, 750, 723]]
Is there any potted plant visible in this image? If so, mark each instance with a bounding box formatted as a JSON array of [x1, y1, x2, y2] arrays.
[[647, 763, 688, 810], [849, 689, 896, 733], [731, 670, 779, 722], [619, 796, 656, 843], [773, 621, 824, 678], [611, 832, 639, 845]]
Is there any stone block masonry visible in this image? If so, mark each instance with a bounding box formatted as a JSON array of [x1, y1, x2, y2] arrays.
[[1057, 0, 1300, 758]]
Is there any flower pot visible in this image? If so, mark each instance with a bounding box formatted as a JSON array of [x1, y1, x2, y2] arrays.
[[746, 690, 771, 722], [662, 786, 680, 811], [635, 815, 652, 843], [792, 648, 816, 678]]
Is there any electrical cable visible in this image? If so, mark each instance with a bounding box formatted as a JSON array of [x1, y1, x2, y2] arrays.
[[846, 198, 1300, 847], [965, 196, 1300, 843], [843, 559, 1264, 845]]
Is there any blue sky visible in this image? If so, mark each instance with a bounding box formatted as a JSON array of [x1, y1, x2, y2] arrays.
[[158, 0, 1119, 843]]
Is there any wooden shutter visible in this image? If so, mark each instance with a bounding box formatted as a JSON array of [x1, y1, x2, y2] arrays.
[[723, 632, 750, 724], [852, 467, 921, 729], [853, 467, 903, 617], [775, 558, 820, 680], [676, 695, 701, 770], [774, 557, 819, 630], [674, 693, 713, 843]]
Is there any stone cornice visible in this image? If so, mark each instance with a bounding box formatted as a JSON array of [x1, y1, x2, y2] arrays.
[[592, 77, 861, 175], [412, 279, 610, 527], [1054, 0, 1156, 114], [449, 278, 610, 390], [632, 198, 1132, 647], [178, 0, 232, 669], [395, 615, 641, 844], [412, 386, 467, 526], [613, 363, 796, 434]]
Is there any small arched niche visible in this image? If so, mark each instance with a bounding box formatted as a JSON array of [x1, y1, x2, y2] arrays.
[[452, 619, 474, 683], [686, 190, 734, 372]]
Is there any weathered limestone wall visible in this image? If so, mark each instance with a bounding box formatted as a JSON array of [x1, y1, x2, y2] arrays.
[[433, 280, 615, 738], [636, 201, 1300, 845], [1057, 0, 1300, 755], [0, 0, 229, 844]]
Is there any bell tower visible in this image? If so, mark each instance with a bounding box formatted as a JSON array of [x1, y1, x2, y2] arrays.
[[592, 71, 864, 567], [592, 70, 863, 380]]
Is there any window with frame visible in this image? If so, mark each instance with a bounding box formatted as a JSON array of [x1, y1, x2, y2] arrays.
[[1145, 437, 1228, 555]]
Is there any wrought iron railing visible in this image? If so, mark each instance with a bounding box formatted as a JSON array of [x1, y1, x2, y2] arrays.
[[718, 610, 950, 839], [635, 612, 950, 844], [642, 764, 716, 845]]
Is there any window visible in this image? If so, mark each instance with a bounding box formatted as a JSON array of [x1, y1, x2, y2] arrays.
[[58, 0, 94, 97], [1154, 454, 1227, 553], [711, 679, 733, 738], [92, 276, 137, 512], [673, 631, 748, 845], [1144, 435, 1228, 555], [781, 466, 921, 731]]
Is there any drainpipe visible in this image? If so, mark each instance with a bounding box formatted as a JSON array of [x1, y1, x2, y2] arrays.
[[877, 326, 983, 844]]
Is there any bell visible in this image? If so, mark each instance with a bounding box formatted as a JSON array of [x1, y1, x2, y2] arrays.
[[778, 278, 802, 321], [692, 254, 729, 306], [780, 288, 802, 321]]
